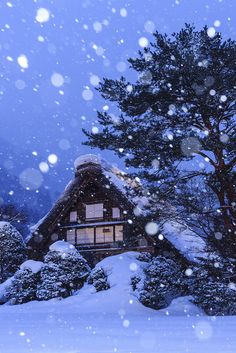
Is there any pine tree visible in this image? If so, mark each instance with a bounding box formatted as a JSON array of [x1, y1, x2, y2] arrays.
[[137, 256, 186, 309], [193, 280, 236, 315], [0, 222, 26, 283], [84, 25, 236, 257]]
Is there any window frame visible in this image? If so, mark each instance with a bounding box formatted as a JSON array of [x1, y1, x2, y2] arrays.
[[69, 210, 77, 222], [85, 203, 104, 220], [77, 228, 94, 244], [112, 207, 121, 219], [66, 229, 76, 244]]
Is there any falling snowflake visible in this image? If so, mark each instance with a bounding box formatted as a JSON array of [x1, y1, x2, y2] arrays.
[[17, 54, 29, 69], [36, 8, 50, 23]]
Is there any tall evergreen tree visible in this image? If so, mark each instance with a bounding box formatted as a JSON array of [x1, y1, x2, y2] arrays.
[[84, 25, 236, 257]]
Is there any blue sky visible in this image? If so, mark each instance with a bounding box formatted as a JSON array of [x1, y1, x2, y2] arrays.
[[0, 0, 235, 193]]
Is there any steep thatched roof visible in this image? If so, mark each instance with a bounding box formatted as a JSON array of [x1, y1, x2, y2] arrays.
[[27, 154, 143, 247]]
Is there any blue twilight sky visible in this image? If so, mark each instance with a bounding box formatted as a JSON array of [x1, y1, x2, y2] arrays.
[[0, 0, 235, 194]]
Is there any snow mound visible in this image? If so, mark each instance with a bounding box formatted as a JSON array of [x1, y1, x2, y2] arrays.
[[49, 240, 75, 253], [97, 251, 146, 289], [158, 295, 204, 316], [20, 260, 44, 274], [80, 251, 202, 317]]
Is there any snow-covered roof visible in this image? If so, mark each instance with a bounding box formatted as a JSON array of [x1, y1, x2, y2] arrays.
[[161, 221, 216, 263], [74, 154, 140, 198], [28, 155, 140, 243]]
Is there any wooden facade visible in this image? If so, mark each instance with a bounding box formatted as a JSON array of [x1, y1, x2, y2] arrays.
[[27, 155, 155, 263]]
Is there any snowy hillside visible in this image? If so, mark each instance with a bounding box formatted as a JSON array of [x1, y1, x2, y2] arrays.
[[0, 252, 235, 353]]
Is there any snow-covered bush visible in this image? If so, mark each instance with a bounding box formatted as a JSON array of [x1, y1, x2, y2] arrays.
[[131, 275, 141, 291], [87, 267, 110, 292], [37, 241, 90, 300], [185, 266, 210, 294], [5, 260, 43, 304], [187, 256, 236, 315], [193, 280, 236, 315], [0, 222, 26, 283], [137, 256, 186, 310], [136, 252, 152, 263], [203, 256, 235, 280]]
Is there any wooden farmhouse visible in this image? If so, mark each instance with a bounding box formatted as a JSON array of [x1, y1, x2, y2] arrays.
[[27, 154, 155, 263]]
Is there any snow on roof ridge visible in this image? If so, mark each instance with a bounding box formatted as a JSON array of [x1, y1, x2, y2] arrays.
[[74, 154, 143, 204], [74, 154, 101, 169], [74, 154, 132, 187], [74, 153, 123, 173], [74, 153, 121, 170]]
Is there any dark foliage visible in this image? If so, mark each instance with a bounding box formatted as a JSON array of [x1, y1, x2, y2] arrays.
[[193, 280, 236, 315], [0, 204, 31, 236], [136, 252, 152, 263], [131, 275, 141, 291], [6, 268, 40, 305], [137, 256, 186, 309], [84, 24, 236, 257], [87, 267, 110, 292], [187, 256, 236, 315], [37, 248, 90, 300], [0, 222, 26, 283]]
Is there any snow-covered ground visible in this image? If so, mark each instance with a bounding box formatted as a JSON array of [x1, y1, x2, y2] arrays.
[[0, 252, 235, 353]]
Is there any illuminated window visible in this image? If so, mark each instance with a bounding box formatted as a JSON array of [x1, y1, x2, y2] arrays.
[[69, 211, 77, 222], [66, 229, 76, 244], [77, 228, 94, 244], [112, 207, 120, 219], [115, 225, 123, 241], [96, 226, 113, 243], [86, 203, 103, 219]]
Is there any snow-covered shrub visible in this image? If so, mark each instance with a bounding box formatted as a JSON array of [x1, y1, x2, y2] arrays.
[[185, 266, 210, 294], [137, 256, 186, 310], [193, 280, 236, 315], [203, 256, 235, 280], [87, 267, 110, 292], [5, 260, 43, 304], [37, 241, 90, 300], [37, 262, 67, 300], [0, 277, 13, 304], [0, 222, 26, 283], [131, 275, 141, 291], [186, 256, 235, 294], [136, 252, 152, 263], [187, 256, 236, 315]]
